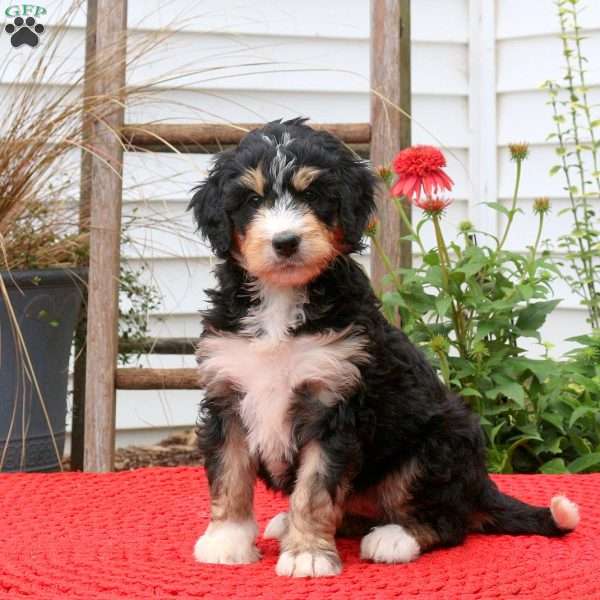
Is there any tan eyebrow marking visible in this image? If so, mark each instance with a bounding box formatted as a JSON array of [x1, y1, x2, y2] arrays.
[[291, 166, 322, 192], [239, 165, 265, 196]]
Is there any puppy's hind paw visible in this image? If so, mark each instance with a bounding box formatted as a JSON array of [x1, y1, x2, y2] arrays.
[[360, 524, 420, 564], [275, 549, 341, 577], [263, 512, 288, 540]]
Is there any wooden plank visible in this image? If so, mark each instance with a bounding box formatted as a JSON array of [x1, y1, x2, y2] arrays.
[[71, 0, 98, 472], [84, 0, 128, 472], [118, 337, 196, 355], [122, 122, 371, 151], [369, 0, 412, 294], [116, 368, 201, 390]]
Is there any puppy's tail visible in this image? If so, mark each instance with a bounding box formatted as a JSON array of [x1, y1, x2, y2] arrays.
[[476, 479, 580, 537]]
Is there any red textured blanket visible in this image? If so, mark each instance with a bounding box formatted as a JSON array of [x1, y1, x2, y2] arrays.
[[0, 467, 598, 599]]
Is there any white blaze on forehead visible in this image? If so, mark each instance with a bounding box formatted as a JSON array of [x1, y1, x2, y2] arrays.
[[270, 132, 295, 194], [256, 194, 307, 238]]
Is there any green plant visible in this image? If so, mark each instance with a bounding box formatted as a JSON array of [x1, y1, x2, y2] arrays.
[[119, 254, 161, 365], [542, 0, 600, 329], [536, 332, 600, 473], [371, 144, 600, 473]]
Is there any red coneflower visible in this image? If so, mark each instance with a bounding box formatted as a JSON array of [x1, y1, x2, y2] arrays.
[[391, 145, 454, 201], [413, 196, 453, 216]]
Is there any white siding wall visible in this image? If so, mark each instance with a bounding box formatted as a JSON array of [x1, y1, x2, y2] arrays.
[[5, 1, 595, 444], [117, 0, 471, 445], [495, 0, 600, 352]]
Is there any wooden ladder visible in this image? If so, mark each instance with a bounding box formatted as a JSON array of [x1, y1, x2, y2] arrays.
[[74, 0, 411, 471]]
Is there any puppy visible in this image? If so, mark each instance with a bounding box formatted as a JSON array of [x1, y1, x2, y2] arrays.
[[190, 118, 579, 577]]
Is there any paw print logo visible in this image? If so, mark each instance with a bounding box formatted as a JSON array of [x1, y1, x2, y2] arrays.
[[5, 16, 45, 48]]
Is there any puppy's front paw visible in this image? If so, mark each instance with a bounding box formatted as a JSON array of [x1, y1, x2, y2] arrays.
[[275, 549, 341, 577], [194, 519, 260, 564], [263, 512, 288, 540]]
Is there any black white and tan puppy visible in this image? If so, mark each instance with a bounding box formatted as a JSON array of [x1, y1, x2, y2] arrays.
[[190, 118, 579, 577]]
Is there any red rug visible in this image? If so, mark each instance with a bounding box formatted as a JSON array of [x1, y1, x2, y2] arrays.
[[0, 467, 598, 599]]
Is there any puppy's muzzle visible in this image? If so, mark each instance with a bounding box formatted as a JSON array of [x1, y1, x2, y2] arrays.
[[272, 231, 301, 258]]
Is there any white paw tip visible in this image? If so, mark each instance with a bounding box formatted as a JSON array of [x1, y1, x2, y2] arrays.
[[275, 550, 341, 577], [360, 524, 420, 564], [193, 520, 260, 565], [551, 495, 580, 530], [264, 512, 289, 540]]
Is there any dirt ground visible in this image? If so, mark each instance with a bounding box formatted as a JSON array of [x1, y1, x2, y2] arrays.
[[113, 429, 201, 471]]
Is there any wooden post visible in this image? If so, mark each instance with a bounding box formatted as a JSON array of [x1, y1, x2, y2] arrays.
[[71, 0, 98, 472], [84, 0, 128, 472], [370, 0, 412, 294]]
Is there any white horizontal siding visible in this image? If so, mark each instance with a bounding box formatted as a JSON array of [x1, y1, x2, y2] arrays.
[[124, 0, 466, 435], [496, 0, 600, 39], [26, 1, 597, 439], [494, 0, 599, 360]]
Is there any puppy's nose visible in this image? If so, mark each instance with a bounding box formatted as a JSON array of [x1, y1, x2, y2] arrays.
[[272, 231, 300, 257]]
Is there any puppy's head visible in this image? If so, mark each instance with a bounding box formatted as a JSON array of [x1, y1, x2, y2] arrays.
[[189, 118, 376, 287]]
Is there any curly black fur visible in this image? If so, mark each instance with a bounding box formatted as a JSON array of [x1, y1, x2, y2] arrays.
[[192, 119, 575, 560]]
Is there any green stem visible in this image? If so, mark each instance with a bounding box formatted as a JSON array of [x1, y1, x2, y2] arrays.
[[571, 6, 600, 196], [548, 84, 597, 318], [433, 214, 450, 288], [532, 212, 544, 263], [435, 350, 451, 388], [498, 158, 522, 251], [371, 231, 403, 290], [555, 6, 600, 329], [432, 214, 468, 356], [393, 196, 426, 255]]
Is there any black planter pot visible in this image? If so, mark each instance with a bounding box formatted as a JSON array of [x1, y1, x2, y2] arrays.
[[0, 269, 86, 472]]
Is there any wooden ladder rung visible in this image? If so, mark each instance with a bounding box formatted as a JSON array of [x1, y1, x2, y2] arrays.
[[116, 368, 201, 390], [118, 337, 196, 355], [121, 122, 371, 152]]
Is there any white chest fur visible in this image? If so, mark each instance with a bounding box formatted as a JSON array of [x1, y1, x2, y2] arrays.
[[197, 284, 369, 470]]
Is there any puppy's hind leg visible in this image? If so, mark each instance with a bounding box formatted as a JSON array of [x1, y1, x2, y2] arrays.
[[360, 461, 468, 564], [360, 518, 447, 564]]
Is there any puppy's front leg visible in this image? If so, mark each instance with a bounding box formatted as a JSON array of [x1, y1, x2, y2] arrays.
[[276, 441, 344, 577], [194, 409, 259, 564]]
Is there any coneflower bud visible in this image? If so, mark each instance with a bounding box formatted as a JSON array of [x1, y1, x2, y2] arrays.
[[533, 196, 550, 215], [376, 165, 393, 187], [458, 220, 474, 233], [430, 335, 449, 354], [508, 142, 529, 162], [364, 217, 379, 238]]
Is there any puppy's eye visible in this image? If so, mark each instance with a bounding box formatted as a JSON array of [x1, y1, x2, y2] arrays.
[[303, 189, 317, 201], [246, 193, 262, 205]]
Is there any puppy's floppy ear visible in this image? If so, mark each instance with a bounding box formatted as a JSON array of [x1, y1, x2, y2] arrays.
[[338, 159, 377, 251], [188, 153, 233, 258]]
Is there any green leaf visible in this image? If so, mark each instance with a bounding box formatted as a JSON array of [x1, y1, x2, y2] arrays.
[[457, 256, 488, 278], [515, 300, 561, 332], [542, 412, 566, 434], [484, 202, 511, 217], [461, 387, 482, 398], [435, 296, 452, 317], [591, 119, 600, 128], [488, 377, 526, 408], [569, 432, 592, 457], [568, 452, 600, 473], [489, 421, 505, 446], [569, 406, 598, 428], [549, 165, 561, 176], [541, 458, 569, 474]]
